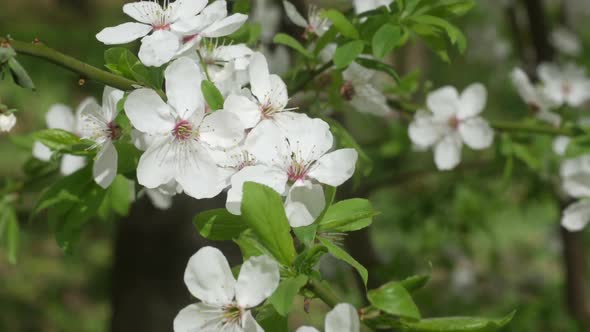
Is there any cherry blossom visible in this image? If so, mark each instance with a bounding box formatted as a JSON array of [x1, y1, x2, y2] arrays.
[[409, 84, 494, 170], [560, 155, 590, 231], [341, 62, 394, 117], [33, 101, 91, 175], [79, 86, 124, 189], [511, 68, 561, 126], [538, 62, 590, 107], [174, 247, 279, 332], [283, 1, 331, 37], [353, 0, 393, 14], [296, 303, 360, 332], [224, 52, 295, 130], [550, 27, 581, 57], [227, 115, 358, 227], [96, 0, 247, 67], [0, 112, 16, 133], [124, 57, 244, 199]]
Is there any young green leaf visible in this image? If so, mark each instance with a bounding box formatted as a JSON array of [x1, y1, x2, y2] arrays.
[[201, 80, 225, 111], [194, 208, 248, 241], [241, 182, 296, 266], [402, 311, 516, 332], [318, 198, 378, 232], [372, 24, 403, 58], [367, 281, 421, 320], [257, 305, 289, 332], [401, 274, 430, 293], [33, 129, 82, 151], [273, 33, 314, 59], [321, 10, 360, 39], [269, 275, 309, 316], [318, 237, 368, 286], [8, 58, 35, 90], [0, 203, 19, 264], [334, 40, 365, 69]]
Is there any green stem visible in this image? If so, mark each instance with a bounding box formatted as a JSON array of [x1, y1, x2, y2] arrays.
[[490, 120, 575, 136], [289, 61, 333, 95], [5, 39, 141, 92], [307, 278, 341, 308]]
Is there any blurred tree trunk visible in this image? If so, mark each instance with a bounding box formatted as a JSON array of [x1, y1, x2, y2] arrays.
[[110, 195, 238, 332], [521, 0, 590, 329]]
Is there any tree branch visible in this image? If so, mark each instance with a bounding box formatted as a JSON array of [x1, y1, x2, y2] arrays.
[[3, 38, 141, 92]]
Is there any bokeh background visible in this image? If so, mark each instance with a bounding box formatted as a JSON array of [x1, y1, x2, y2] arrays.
[[1, 0, 590, 331]]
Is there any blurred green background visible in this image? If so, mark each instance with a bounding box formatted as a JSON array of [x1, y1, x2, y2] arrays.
[[1, 0, 590, 331]]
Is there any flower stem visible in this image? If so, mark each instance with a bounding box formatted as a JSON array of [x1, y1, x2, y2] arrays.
[[307, 278, 341, 308], [5, 38, 141, 92], [289, 61, 333, 95], [490, 120, 575, 136]]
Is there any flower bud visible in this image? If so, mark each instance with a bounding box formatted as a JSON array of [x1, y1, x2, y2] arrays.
[[0, 113, 16, 132]]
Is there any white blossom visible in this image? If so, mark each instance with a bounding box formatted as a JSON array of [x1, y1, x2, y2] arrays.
[[124, 57, 244, 199], [538, 62, 590, 107], [0, 113, 16, 133], [341, 62, 394, 117], [227, 115, 358, 227], [33, 101, 90, 175], [96, 0, 247, 67], [409, 84, 494, 171], [79, 87, 124, 189], [550, 27, 582, 57], [174, 247, 279, 332], [353, 0, 393, 14], [511, 68, 561, 126], [283, 1, 331, 37], [560, 155, 590, 231], [296, 303, 360, 332]]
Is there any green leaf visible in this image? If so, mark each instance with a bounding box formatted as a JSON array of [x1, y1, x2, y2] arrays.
[[234, 230, 272, 261], [321, 10, 359, 39], [319, 199, 378, 232], [273, 33, 313, 59], [194, 208, 248, 241], [294, 245, 328, 275], [372, 24, 403, 58], [257, 305, 289, 332], [269, 275, 309, 316], [318, 237, 368, 286], [355, 57, 401, 83], [402, 311, 516, 332], [334, 40, 365, 69], [33, 129, 82, 151], [411, 15, 467, 53], [325, 118, 373, 177], [108, 175, 132, 216], [201, 80, 225, 111], [367, 281, 421, 320], [8, 58, 35, 90], [401, 274, 430, 293], [0, 202, 19, 264], [241, 182, 296, 266], [293, 224, 318, 247]]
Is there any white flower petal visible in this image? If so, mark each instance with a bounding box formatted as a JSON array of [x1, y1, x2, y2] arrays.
[[136, 136, 176, 189], [138, 30, 181, 67], [175, 142, 225, 199], [562, 200, 590, 232], [408, 110, 444, 148], [226, 165, 288, 215], [325, 303, 360, 332], [245, 120, 290, 167], [184, 246, 236, 306], [200, 110, 244, 148], [93, 140, 118, 189], [201, 13, 248, 38], [308, 149, 358, 187], [165, 57, 205, 119], [553, 136, 571, 156], [146, 188, 174, 210], [60, 154, 87, 176], [285, 183, 326, 228], [102, 86, 124, 122], [350, 84, 392, 117], [96, 22, 152, 45], [224, 94, 262, 129], [123, 2, 162, 24], [458, 83, 487, 119], [458, 117, 494, 150], [283, 115, 333, 162], [249, 53, 272, 103], [283, 1, 309, 28], [168, 0, 208, 21], [268, 74, 289, 111], [125, 89, 175, 134], [173, 303, 224, 332], [296, 327, 321, 332], [434, 134, 462, 171], [236, 255, 280, 308], [243, 311, 265, 332], [46, 104, 75, 131], [0, 114, 16, 132], [32, 142, 52, 161], [426, 86, 460, 120]]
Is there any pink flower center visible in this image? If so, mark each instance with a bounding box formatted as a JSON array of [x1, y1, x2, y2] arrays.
[[107, 122, 122, 140], [562, 82, 572, 96], [173, 120, 194, 141], [448, 116, 461, 129], [153, 23, 171, 31], [288, 162, 309, 182]]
